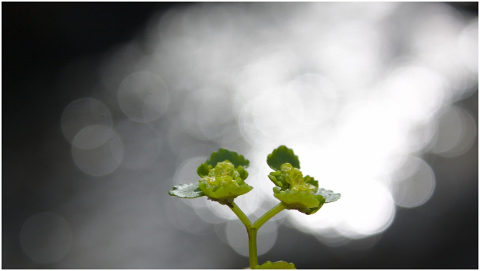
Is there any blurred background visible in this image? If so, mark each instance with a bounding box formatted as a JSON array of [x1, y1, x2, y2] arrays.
[[2, 2, 478, 268]]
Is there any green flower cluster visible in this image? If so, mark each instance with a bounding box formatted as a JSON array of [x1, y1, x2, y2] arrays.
[[168, 148, 252, 204], [198, 160, 252, 203], [269, 163, 325, 214]]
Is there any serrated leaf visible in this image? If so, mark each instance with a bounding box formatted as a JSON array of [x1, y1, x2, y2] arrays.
[[169, 183, 205, 198], [317, 188, 341, 203], [206, 148, 250, 168], [254, 261, 296, 269], [267, 145, 300, 170]]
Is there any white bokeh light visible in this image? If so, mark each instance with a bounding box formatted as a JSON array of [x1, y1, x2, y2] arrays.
[[338, 181, 396, 237]]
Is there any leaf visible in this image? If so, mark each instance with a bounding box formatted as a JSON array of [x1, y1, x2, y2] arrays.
[[304, 175, 318, 188], [236, 166, 249, 180], [206, 148, 250, 168], [317, 188, 341, 203], [267, 145, 300, 170], [273, 188, 322, 209], [298, 195, 325, 215], [255, 261, 296, 269], [196, 163, 211, 177], [292, 188, 340, 215], [268, 173, 283, 188], [169, 183, 205, 198]]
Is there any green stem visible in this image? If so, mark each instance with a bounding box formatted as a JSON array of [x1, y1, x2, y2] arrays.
[[227, 202, 257, 268], [228, 201, 288, 269], [253, 202, 287, 230], [227, 201, 252, 229], [248, 227, 258, 268]]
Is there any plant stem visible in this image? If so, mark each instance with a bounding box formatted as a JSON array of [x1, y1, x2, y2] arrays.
[[227, 201, 252, 229], [227, 202, 257, 268], [253, 202, 287, 230], [228, 201, 288, 269], [248, 226, 258, 268]]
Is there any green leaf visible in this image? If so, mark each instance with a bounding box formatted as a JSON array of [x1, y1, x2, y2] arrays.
[[236, 166, 249, 180], [304, 175, 318, 188], [268, 173, 284, 188], [267, 145, 300, 170], [169, 183, 205, 198], [206, 148, 250, 169], [273, 188, 321, 209], [298, 195, 325, 215], [296, 188, 340, 215], [196, 163, 211, 177], [317, 188, 341, 203], [254, 261, 296, 269]]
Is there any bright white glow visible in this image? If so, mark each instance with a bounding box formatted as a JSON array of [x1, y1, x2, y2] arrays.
[[239, 89, 303, 147], [288, 200, 341, 232], [287, 73, 338, 127], [383, 66, 446, 122], [20, 212, 72, 264], [338, 181, 396, 236], [315, 20, 383, 91], [404, 120, 437, 153], [458, 20, 478, 75]]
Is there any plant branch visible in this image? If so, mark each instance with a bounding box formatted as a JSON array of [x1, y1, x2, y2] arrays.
[[253, 202, 287, 230], [227, 201, 252, 229], [227, 201, 258, 268]]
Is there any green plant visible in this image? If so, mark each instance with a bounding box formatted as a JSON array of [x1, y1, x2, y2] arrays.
[[169, 145, 340, 269]]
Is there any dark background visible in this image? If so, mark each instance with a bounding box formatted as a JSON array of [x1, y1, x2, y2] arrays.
[[3, 2, 478, 268]]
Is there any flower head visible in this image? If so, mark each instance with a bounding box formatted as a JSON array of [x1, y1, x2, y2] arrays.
[[269, 163, 324, 214], [169, 148, 253, 205], [267, 146, 340, 214], [198, 160, 252, 203]]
